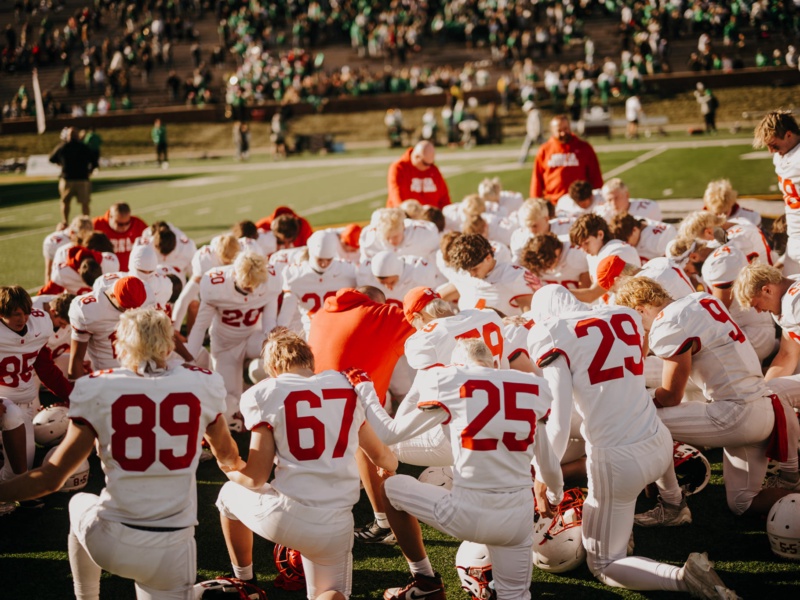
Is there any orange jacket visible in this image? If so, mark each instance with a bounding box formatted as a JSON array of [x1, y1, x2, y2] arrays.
[[530, 135, 603, 203], [307, 288, 415, 403], [386, 147, 451, 209]]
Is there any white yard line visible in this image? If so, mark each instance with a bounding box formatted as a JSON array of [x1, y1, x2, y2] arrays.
[[604, 146, 668, 178]]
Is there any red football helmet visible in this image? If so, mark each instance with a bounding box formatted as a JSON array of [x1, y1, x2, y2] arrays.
[[273, 544, 305, 591]]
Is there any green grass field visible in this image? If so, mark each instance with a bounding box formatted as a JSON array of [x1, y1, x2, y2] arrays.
[[1, 136, 798, 599]]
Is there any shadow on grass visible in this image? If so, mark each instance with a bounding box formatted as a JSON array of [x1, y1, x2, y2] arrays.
[[0, 175, 196, 208]]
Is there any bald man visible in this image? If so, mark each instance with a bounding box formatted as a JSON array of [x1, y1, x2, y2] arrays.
[[530, 115, 603, 204], [386, 141, 451, 209]]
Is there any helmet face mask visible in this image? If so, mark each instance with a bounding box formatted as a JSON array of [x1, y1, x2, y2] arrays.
[[274, 544, 306, 591], [532, 488, 587, 573], [767, 493, 800, 560], [456, 541, 496, 600], [673, 442, 711, 496]]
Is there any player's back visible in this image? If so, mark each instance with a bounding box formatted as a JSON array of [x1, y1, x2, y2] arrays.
[[199, 265, 273, 332], [650, 293, 766, 402], [69, 365, 226, 527], [240, 370, 366, 509], [284, 260, 356, 314], [414, 365, 550, 492], [405, 309, 506, 369], [528, 306, 659, 448]]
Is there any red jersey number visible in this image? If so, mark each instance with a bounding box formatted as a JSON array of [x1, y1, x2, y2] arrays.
[[455, 322, 504, 366], [698, 297, 746, 344], [221, 307, 263, 327], [0, 351, 40, 388], [284, 388, 357, 461], [459, 379, 538, 452], [110, 392, 201, 471], [575, 313, 644, 385]]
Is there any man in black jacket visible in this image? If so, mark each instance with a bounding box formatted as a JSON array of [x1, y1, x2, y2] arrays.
[[49, 127, 98, 229]]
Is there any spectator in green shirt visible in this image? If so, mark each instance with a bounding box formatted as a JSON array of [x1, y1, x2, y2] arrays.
[[151, 119, 168, 167]]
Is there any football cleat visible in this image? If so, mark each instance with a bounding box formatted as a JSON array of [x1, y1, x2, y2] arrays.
[[634, 496, 692, 528], [682, 552, 738, 599], [532, 488, 587, 573], [764, 474, 800, 492], [354, 519, 396, 545], [0, 501, 17, 516], [384, 572, 445, 600]]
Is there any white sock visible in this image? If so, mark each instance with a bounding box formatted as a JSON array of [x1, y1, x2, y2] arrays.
[[375, 512, 390, 529], [233, 564, 253, 581], [408, 557, 435, 578]]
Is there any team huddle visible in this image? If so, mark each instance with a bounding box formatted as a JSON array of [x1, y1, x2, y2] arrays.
[[3, 111, 800, 600]]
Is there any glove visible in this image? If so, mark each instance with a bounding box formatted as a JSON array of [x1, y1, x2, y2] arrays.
[[342, 367, 372, 387]]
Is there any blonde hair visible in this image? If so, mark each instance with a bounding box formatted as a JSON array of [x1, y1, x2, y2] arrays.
[[733, 263, 783, 308], [753, 110, 800, 149], [478, 177, 501, 203], [69, 215, 94, 242], [374, 208, 406, 241], [115, 307, 174, 371], [703, 179, 737, 216], [410, 298, 455, 329], [601, 178, 628, 195], [462, 214, 488, 236], [461, 193, 486, 217], [400, 199, 425, 220], [517, 198, 550, 228], [261, 329, 315, 375], [451, 338, 494, 368], [234, 251, 268, 290], [212, 233, 240, 265], [614, 277, 673, 309], [677, 211, 725, 241]]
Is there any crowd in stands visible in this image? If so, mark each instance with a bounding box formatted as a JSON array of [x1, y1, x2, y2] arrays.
[[2, 0, 799, 118]]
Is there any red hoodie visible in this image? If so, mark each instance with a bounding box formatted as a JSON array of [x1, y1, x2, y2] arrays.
[[530, 135, 603, 203], [307, 288, 415, 403], [386, 147, 451, 209], [255, 206, 313, 247], [93, 210, 148, 271]]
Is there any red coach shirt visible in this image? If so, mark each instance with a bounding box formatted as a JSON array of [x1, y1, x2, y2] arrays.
[[530, 136, 603, 203], [307, 288, 415, 403], [93, 210, 148, 271], [387, 147, 451, 209]]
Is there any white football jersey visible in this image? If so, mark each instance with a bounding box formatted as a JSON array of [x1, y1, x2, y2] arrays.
[[405, 309, 507, 369], [453, 262, 537, 315], [0, 308, 52, 404], [32, 295, 71, 362], [359, 220, 440, 261], [191, 244, 225, 279], [269, 247, 307, 277], [356, 257, 438, 308], [51, 248, 119, 283], [502, 316, 535, 363], [635, 257, 696, 300], [774, 142, 800, 237], [280, 260, 357, 331], [528, 306, 660, 448], [42, 230, 71, 261], [411, 365, 551, 491], [70, 288, 150, 371], [587, 239, 641, 283], [69, 365, 226, 527], [240, 370, 366, 509], [728, 299, 778, 362], [727, 203, 762, 228], [187, 264, 281, 357], [725, 222, 774, 265], [537, 241, 589, 290], [595, 198, 662, 223], [555, 192, 603, 218], [635, 222, 677, 262], [133, 228, 196, 281], [648, 293, 767, 402], [777, 279, 800, 342]]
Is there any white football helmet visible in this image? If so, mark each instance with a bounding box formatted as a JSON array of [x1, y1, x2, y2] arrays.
[[44, 446, 90, 492], [533, 488, 587, 573], [767, 493, 800, 560], [418, 466, 454, 490], [456, 541, 496, 600], [673, 442, 711, 496], [193, 577, 266, 599], [33, 406, 70, 447]]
